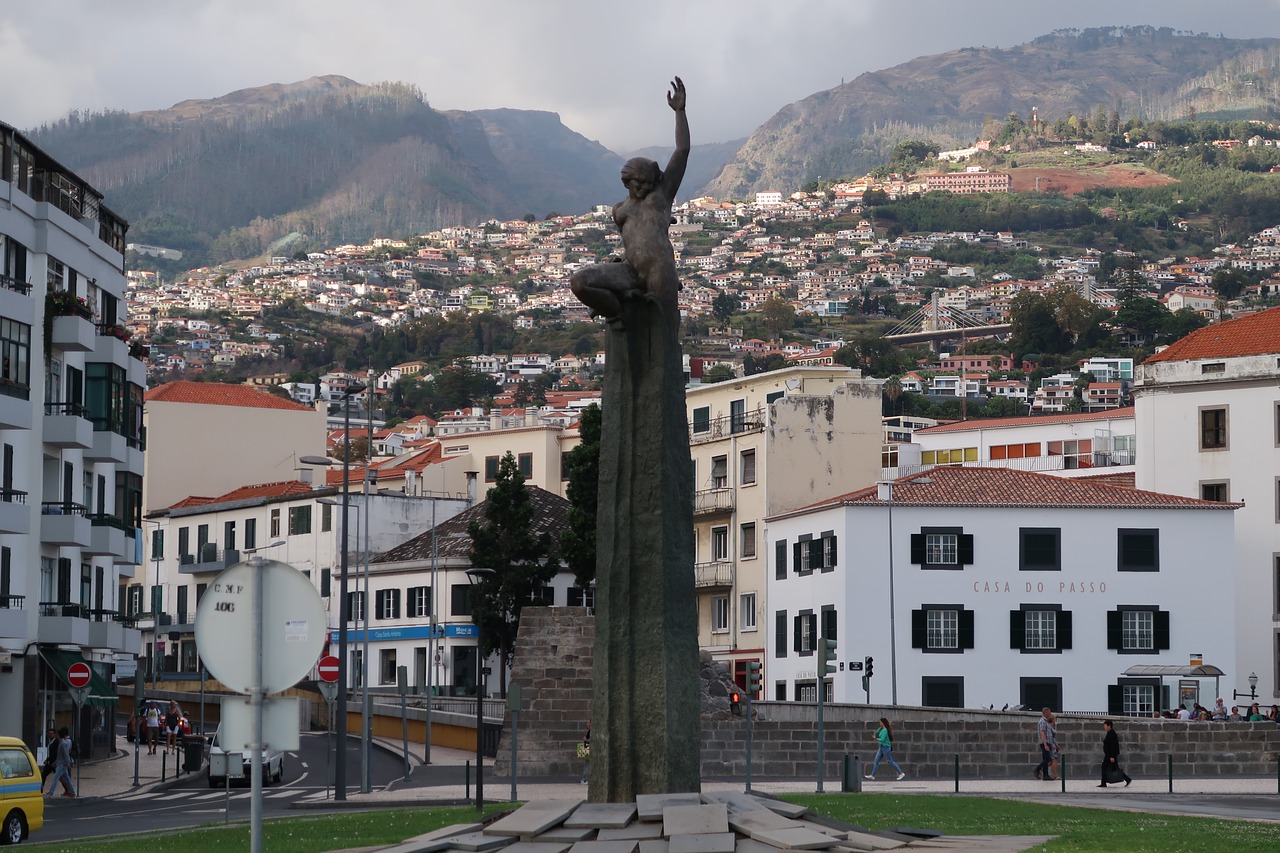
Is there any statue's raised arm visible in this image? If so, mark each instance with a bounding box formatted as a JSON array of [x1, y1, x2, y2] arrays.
[[662, 77, 689, 199]]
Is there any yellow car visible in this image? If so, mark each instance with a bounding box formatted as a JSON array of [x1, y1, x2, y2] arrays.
[[0, 736, 43, 844]]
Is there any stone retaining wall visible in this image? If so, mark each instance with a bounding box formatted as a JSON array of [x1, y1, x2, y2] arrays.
[[494, 607, 1280, 779]]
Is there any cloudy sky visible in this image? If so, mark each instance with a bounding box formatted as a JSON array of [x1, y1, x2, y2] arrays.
[[5, 1, 1280, 152]]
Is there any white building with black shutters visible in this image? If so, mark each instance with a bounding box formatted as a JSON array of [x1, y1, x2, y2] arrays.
[[765, 467, 1237, 714]]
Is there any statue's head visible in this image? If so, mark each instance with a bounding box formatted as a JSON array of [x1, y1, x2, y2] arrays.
[[621, 157, 661, 199]]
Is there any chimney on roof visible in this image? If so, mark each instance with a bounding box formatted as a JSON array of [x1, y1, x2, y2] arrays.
[[465, 471, 478, 507], [490, 409, 502, 430], [299, 468, 314, 486]]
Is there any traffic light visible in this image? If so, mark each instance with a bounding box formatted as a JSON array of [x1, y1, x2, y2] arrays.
[[730, 691, 741, 716], [821, 638, 838, 675], [745, 661, 762, 696], [864, 656, 874, 679]]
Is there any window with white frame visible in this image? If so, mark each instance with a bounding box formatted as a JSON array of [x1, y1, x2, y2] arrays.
[[375, 588, 400, 620], [711, 455, 728, 489], [739, 592, 757, 631], [408, 586, 431, 618], [1025, 610, 1057, 649], [1122, 683, 1156, 716], [927, 609, 958, 649], [926, 533, 957, 565], [1121, 610, 1153, 650], [711, 596, 729, 633], [711, 526, 729, 561], [347, 590, 365, 623]]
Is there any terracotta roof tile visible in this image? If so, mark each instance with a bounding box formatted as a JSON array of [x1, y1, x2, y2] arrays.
[[1145, 305, 1280, 363], [373, 486, 570, 563], [166, 480, 317, 510], [145, 380, 314, 411], [916, 407, 1134, 434], [784, 466, 1233, 516]]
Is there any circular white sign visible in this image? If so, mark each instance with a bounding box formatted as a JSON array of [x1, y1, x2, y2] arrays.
[[195, 558, 328, 694]]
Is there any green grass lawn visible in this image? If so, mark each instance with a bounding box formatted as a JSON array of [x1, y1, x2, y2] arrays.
[[27, 796, 1280, 853], [786, 793, 1280, 852]]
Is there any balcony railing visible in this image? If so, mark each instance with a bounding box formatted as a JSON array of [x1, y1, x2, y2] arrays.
[[0, 273, 31, 295], [87, 512, 131, 530], [39, 601, 88, 618], [88, 608, 133, 626], [690, 408, 767, 444], [0, 379, 30, 401], [0, 595, 25, 610], [0, 488, 27, 504], [693, 488, 735, 516], [694, 560, 734, 589], [44, 400, 89, 418], [41, 501, 87, 516]]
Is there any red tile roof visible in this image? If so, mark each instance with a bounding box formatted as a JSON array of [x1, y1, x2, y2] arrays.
[[781, 466, 1233, 517], [916, 407, 1134, 435], [167, 480, 317, 510], [1145, 305, 1280, 363], [145, 381, 314, 411]]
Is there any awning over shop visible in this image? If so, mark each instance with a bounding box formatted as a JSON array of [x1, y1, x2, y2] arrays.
[[1121, 664, 1226, 678], [39, 648, 119, 707]]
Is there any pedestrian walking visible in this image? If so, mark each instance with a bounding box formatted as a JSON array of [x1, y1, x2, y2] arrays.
[[45, 727, 75, 798], [39, 728, 57, 787], [1034, 707, 1058, 781], [577, 720, 591, 784], [863, 717, 906, 781], [1097, 719, 1132, 788], [164, 701, 182, 754], [144, 701, 161, 754]]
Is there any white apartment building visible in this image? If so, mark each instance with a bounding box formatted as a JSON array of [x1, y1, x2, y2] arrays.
[[1, 122, 144, 755], [767, 467, 1237, 712], [137, 480, 468, 686], [685, 367, 882, 692], [1133, 306, 1280, 700]]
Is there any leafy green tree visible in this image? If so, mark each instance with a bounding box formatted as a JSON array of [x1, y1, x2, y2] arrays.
[[560, 404, 600, 588], [760, 297, 797, 337], [701, 364, 736, 384], [711, 293, 742, 324], [1211, 267, 1249, 301], [467, 452, 561, 674], [1114, 297, 1171, 339]]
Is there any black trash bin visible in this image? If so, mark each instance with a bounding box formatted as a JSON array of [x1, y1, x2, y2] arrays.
[[183, 736, 205, 772]]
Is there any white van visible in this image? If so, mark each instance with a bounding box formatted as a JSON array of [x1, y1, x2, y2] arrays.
[[206, 726, 284, 788]]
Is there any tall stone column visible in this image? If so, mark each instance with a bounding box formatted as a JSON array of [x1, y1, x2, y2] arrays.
[[589, 297, 699, 802]]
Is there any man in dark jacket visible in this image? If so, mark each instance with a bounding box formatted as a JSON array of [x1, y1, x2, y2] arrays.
[[1098, 719, 1132, 787]]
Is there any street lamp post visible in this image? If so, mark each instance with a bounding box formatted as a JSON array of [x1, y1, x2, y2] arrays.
[[1232, 672, 1259, 703], [361, 373, 374, 794], [878, 476, 933, 706], [334, 382, 365, 800], [465, 566, 494, 812]]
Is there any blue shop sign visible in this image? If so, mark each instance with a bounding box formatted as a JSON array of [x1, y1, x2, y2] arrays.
[[328, 624, 476, 642]]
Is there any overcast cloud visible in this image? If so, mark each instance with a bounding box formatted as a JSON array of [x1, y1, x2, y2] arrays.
[[4, 1, 1280, 152]]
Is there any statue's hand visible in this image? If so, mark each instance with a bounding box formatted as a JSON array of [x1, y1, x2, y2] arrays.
[[667, 76, 686, 111]]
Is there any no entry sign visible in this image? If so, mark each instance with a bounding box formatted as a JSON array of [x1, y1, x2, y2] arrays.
[[317, 655, 340, 683], [67, 661, 92, 689]]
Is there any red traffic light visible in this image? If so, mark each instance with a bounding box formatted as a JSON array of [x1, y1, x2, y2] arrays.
[[730, 691, 742, 715]]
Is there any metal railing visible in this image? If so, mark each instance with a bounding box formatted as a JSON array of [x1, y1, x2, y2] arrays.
[[41, 501, 87, 516], [87, 512, 130, 530], [39, 601, 88, 618], [690, 408, 767, 444], [693, 488, 735, 516], [694, 560, 734, 588], [0, 595, 25, 610], [87, 608, 129, 624], [0, 487, 27, 504], [0, 273, 30, 295], [44, 400, 89, 418]]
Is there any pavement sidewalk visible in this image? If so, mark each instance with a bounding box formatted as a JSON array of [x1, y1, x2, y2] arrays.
[[60, 731, 1280, 807]]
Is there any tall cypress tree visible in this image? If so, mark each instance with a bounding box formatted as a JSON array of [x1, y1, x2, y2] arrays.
[[467, 452, 559, 671], [560, 404, 601, 588]]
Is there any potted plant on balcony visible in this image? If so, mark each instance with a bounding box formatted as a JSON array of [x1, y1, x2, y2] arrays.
[[45, 289, 93, 319]]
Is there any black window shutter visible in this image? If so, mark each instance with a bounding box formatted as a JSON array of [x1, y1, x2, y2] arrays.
[[1010, 610, 1025, 650], [806, 615, 818, 651], [828, 535, 838, 567], [822, 608, 837, 643], [910, 534, 925, 564], [1154, 609, 1170, 651], [808, 539, 823, 570], [775, 540, 787, 579], [1106, 610, 1121, 650], [1058, 610, 1073, 650], [911, 609, 927, 649], [775, 611, 787, 658], [958, 534, 974, 565], [793, 542, 802, 572], [959, 609, 975, 650], [793, 614, 802, 653], [1108, 685, 1124, 715]]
